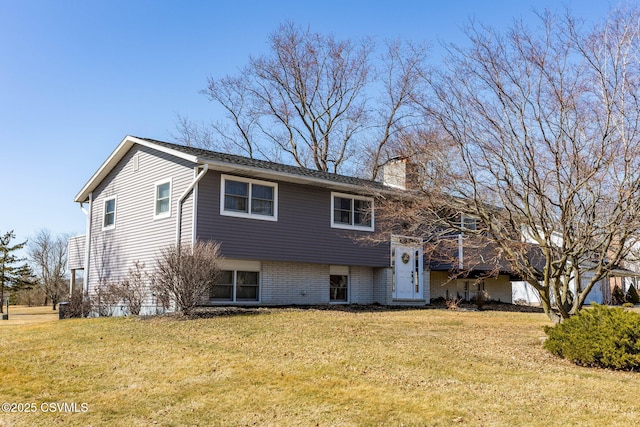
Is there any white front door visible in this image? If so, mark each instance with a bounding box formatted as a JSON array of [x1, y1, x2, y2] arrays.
[[394, 244, 423, 300]]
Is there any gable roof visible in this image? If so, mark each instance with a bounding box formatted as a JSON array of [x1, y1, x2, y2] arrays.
[[75, 135, 384, 203]]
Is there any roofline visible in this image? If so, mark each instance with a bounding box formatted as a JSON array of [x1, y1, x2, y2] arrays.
[[74, 135, 199, 203], [196, 157, 381, 194], [75, 135, 388, 203]]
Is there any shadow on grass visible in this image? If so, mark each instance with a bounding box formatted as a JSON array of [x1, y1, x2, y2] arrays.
[[148, 302, 546, 320]]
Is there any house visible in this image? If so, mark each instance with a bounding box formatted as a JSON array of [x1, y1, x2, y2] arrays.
[[69, 135, 514, 314]]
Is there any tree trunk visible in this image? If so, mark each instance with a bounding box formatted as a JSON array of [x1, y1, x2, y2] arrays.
[[538, 288, 561, 324]]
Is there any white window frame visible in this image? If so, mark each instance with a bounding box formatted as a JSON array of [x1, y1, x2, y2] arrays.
[[102, 196, 117, 231], [210, 260, 261, 303], [154, 178, 172, 219], [220, 174, 278, 221], [331, 192, 374, 231], [461, 214, 479, 232], [329, 265, 350, 303]]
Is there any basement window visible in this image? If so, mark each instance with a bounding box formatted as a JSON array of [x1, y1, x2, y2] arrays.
[[210, 270, 260, 302]]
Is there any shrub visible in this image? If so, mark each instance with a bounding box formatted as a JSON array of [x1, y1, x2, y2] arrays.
[[116, 261, 150, 315], [626, 284, 639, 305], [65, 289, 91, 318], [153, 241, 222, 315], [611, 284, 625, 305], [445, 297, 463, 310], [90, 281, 121, 317], [543, 304, 640, 370], [472, 290, 488, 310]]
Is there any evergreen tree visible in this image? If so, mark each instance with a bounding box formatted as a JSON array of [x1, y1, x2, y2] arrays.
[[626, 284, 640, 305], [0, 230, 33, 313]]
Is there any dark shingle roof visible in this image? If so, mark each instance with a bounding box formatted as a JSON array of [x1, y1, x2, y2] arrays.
[[136, 136, 384, 190]]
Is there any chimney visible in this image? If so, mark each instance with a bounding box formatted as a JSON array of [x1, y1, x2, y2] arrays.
[[381, 157, 419, 190]]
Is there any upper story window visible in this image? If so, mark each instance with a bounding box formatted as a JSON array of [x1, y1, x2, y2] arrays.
[[461, 214, 479, 232], [220, 175, 278, 221], [331, 192, 374, 231], [103, 197, 116, 230], [155, 179, 172, 218]]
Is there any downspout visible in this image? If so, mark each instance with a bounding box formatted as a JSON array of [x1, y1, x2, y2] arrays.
[[81, 192, 93, 293], [176, 164, 209, 246]]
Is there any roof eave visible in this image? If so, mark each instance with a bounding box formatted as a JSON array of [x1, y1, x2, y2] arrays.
[[74, 135, 199, 203], [198, 158, 386, 194]]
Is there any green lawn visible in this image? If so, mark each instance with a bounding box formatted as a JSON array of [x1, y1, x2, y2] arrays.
[[1, 305, 639, 426]]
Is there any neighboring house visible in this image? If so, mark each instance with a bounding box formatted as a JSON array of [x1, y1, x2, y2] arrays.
[[510, 226, 640, 305], [69, 136, 514, 314]]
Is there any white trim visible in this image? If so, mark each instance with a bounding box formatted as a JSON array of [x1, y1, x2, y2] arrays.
[[329, 266, 350, 303], [153, 178, 172, 219], [102, 196, 117, 231], [211, 262, 262, 303], [330, 192, 374, 232], [391, 238, 424, 301], [220, 174, 278, 222], [329, 265, 350, 275], [219, 259, 262, 271]]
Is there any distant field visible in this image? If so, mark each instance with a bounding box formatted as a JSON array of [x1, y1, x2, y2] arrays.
[[0, 305, 58, 325], [1, 305, 639, 426]]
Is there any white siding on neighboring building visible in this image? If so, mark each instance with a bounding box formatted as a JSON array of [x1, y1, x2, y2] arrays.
[[430, 271, 512, 303]]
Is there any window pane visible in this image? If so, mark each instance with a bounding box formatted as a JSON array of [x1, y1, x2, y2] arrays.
[[463, 217, 478, 231], [225, 181, 249, 212], [251, 199, 273, 215], [225, 195, 248, 212], [210, 285, 233, 300], [330, 275, 348, 301], [334, 209, 351, 224], [252, 184, 273, 200], [156, 198, 170, 214], [210, 270, 234, 300], [157, 183, 170, 199], [237, 285, 258, 300], [104, 199, 115, 227], [237, 271, 259, 285], [251, 184, 274, 216], [335, 197, 352, 210], [353, 199, 372, 227], [334, 197, 352, 225], [225, 180, 248, 196], [217, 270, 234, 284]]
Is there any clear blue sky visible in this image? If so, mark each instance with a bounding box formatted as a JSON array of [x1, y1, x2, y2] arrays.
[[0, 0, 613, 248]]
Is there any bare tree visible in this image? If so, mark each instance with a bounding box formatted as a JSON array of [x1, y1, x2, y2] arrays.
[[415, 7, 640, 323], [153, 241, 222, 315], [28, 229, 68, 310], [176, 22, 429, 178]]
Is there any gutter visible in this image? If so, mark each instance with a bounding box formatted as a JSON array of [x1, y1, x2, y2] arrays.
[[176, 164, 209, 246]]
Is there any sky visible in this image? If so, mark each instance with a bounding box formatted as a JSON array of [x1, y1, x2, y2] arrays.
[[0, 0, 615, 251]]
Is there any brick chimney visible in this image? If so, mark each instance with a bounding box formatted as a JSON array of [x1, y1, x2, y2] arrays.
[[381, 157, 419, 190]]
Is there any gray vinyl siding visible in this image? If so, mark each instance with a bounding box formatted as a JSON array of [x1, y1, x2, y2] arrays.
[[67, 235, 85, 270], [195, 171, 389, 267], [86, 145, 196, 291]]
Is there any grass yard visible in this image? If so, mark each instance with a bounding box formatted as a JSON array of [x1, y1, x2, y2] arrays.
[[1, 305, 639, 426]]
